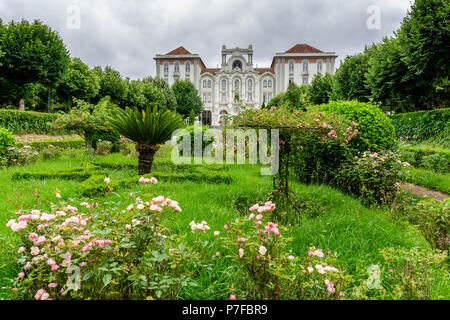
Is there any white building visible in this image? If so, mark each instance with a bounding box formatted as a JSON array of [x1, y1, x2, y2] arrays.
[[154, 44, 337, 126]]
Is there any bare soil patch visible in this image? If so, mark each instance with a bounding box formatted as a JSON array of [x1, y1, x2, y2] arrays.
[[400, 182, 449, 201]]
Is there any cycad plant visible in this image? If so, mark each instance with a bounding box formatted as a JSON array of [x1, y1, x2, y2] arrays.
[[109, 106, 184, 174]]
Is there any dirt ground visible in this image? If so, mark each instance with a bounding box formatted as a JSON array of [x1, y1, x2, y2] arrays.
[[400, 182, 449, 201]]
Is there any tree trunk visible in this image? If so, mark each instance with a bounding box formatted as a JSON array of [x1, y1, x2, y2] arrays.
[[18, 98, 25, 111], [136, 144, 160, 175]]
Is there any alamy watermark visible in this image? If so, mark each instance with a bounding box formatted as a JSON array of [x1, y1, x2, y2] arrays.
[[367, 5, 381, 30], [67, 4, 81, 30], [171, 127, 280, 176]]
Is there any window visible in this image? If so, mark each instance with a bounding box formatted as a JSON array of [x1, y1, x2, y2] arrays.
[[164, 62, 169, 73], [203, 80, 207, 88], [207, 80, 212, 88], [263, 80, 267, 88], [302, 77, 308, 84], [268, 93, 272, 101], [232, 60, 242, 70], [202, 111, 212, 126], [248, 79, 253, 90], [263, 94, 267, 103], [248, 93, 253, 102], [219, 110, 228, 125], [174, 62, 180, 73], [289, 60, 294, 72], [202, 93, 207, 102], [186, 61, 190, 73], [221, 79, 227, 90], [268, 80, 272, 88], [207, 93, 211, 103], [221, 93, 226, 102], [317, 60, 323, 73], [289, 77, 294, 84], [234, 79, 240, 92], [302, 60, 308, 72]]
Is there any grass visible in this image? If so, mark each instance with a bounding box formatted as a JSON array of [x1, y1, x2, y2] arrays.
[[0, 150, 448, 299], [401, 167, 450, 194]]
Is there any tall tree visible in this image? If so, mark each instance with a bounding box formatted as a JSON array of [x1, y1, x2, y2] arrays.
[[332, 48, 372, 102], [93, 66, 127, 106], [309, 72, 334, 104], [0, 19, 70, 111], [143, 77, 178, 110], [171, 79, 203, 117], [56, 57, 100, 107]]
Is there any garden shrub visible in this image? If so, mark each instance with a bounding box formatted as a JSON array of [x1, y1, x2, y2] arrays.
[[15, 139, 84, 151], [222, 202, 352, 299], [333, 151, 408, 206], [401, 167, 450, 194], [399, 145, 450, 174], [0, 128, 15, 156], [12, 166, 105, 181], [0, 145, 40, 168], [0, 110, 59, 134], [41, 145, 63, 160], [421, 153, 450, 174], [390, 108, 450, 144], [6, 190, 211, 300], [320, 100, 396, 152], [177, 125, 214, 156], [95, 140, 113, 156]]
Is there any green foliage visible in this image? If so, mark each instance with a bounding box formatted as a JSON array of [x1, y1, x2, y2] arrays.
[[177, 125, 214, 154], [390, 108, 450, 144], [0, 19, 70, 108], [171, 80, 203, 116], [0, 109, 58, 134], [188, 109, 195, 125], [309, 72, 334, 105], [401, 167, 450, 194], [332, 49, 372, 102], [122, 79, 166, 111], [320, 100, 396, 152], [56, 58, 100, 108], [53, 97, 119, 150], [143, 77, 178, 110], [0, 128, 15, 156], [398, 0, 450, 100], [400, 145, 450, 174], [109, 105, 183, 146], [12, 166, 105, 181], [92, 66, 127, 106], [15, 139, 84, 151]]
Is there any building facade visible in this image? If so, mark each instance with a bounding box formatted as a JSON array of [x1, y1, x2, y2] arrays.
[[154, 44, 337, 126]]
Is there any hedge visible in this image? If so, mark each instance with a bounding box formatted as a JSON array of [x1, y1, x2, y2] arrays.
[[12, 166, 106, 181], [15, 139, 85, 150], [390, 108, 450, 142], [0, 110, 59, 134], [80, 171, 233, 197], [400, 145, 450, 174]]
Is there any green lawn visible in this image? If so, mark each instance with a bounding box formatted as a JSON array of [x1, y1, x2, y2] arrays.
[[0, 151, 447, 299]]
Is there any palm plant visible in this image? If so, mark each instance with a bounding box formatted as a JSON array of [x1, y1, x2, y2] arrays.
[[109, 106, 184, 174]]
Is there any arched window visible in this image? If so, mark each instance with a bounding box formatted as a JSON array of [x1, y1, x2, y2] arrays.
[[174, 62, 180, 73], [202, 111, 212, 126], [234, 79, 240, 92], [219, 110, 228, 126], [303, 60, 308, 72], [289, 60, 294, 72], [186, 61, 191, 73], [164, 62, 169, 73], [232, 60, 242, 70], [203, 80, 207, 88], [317, 60, 323, 72], [263, 80, 267, 88], [268, 80, 272, 88], [207, 80, 212, 88], [247, 79, 253, 90], [221, 79, 227, 90]]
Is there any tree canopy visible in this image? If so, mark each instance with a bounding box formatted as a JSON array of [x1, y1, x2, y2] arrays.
[[171, 79, 203, 116]]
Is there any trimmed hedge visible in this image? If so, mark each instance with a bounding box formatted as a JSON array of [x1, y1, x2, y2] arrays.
[[320, 100, 396, 151], [0, 110, 59, 134], [390, 108, 450, 142], [12, 166, 106, 181], [80, 171, 233, 197], [401, 167, 450, 194], [15, 139, 85, 150]]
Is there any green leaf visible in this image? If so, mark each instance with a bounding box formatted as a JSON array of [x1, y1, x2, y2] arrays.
[[103, 273, 113, 287]]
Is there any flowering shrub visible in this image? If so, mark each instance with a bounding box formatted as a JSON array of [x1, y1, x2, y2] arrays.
[[41, 145, 62, 160], [0, 145, 40, 168], [6, 182, 210, 300], [95, 140, 113, 156], [221, 202, 352, 299], [333, 151, 407, 206]]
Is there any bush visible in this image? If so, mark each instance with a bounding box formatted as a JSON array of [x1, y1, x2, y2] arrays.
[[390, 108, 450, 144], [401, 167, 450, 194], [320, 100, 396, 152], [0, 128, 15, 156], [177, 125, 214, 155], [0, 145, 40, 168], [333, 151, 406, 206], [0, 110, 59, 134], [15, 139, 84, 151], [12, 166, 105, 181], [95, 140, 112, 156], [41, 145, 62, 160]]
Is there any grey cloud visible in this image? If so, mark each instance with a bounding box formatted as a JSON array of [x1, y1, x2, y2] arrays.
[[0, 0, 411, 79]]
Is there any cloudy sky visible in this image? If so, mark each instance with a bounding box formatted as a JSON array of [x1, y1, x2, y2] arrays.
[[0, 0, 412, 79]]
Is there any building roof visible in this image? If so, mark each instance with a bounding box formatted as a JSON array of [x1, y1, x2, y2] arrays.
[[166, 46, 192, 55], [255, 67, 274, 75], [284, 44, 323, 54], [200, 68, 220, 75]]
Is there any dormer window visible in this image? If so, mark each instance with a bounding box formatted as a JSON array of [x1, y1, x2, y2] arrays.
[[232, 60, 242, 70]]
